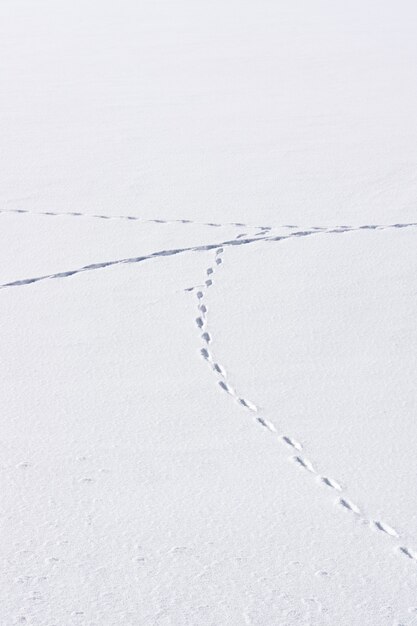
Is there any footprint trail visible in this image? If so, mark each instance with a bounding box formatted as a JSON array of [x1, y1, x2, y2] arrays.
[[192, 242, 417, 565]]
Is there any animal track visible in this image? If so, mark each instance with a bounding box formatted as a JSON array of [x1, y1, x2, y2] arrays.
[[2, 222, 417, 290], [191, 235, 417, 566], [256, 417, 277, 432], [372, 521, 399, 537], [2, 206, 417, 567], [281, 436, 302, 451], [238, 398, 257, 412], [218, 380, 236, 396], [293, 455, 315, 473], [399, 547, 417, 561], [319, 476, 342, 491], [0, 208, 277, 232], [339, 498, 361, 515]]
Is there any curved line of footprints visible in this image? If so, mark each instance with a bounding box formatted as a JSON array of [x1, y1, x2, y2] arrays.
[[194, 245, 417, 564]]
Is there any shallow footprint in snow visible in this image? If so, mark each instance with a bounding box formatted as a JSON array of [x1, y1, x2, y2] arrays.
[[338, 498, 361, 514], [371, 520, 398, 537], [281, 436, 302, 451], [238, 398, 257, 412], [293, 455, 315, 473], [319, 476, 342, 491]]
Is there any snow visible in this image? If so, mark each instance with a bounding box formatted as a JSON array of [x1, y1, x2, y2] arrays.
[[1, 1, 417, 624]]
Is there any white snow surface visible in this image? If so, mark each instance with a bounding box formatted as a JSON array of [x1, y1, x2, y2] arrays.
[[1, 1, 417, 625]]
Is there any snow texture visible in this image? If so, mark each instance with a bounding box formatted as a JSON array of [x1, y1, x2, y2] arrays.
[[1, 1, 417, 624]]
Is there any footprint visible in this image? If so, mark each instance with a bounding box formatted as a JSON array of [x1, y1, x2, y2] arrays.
[[256, 417, 276, 432], [399, 546, 416, 560], [218, 381, 235, 395], [339, 498, 360, 514], [293, 456, 315, 473], [319, 476, 342, 491], [371, 520, 398, 537], [281, 436, 302, 451], [238, 398, 258, 412]]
